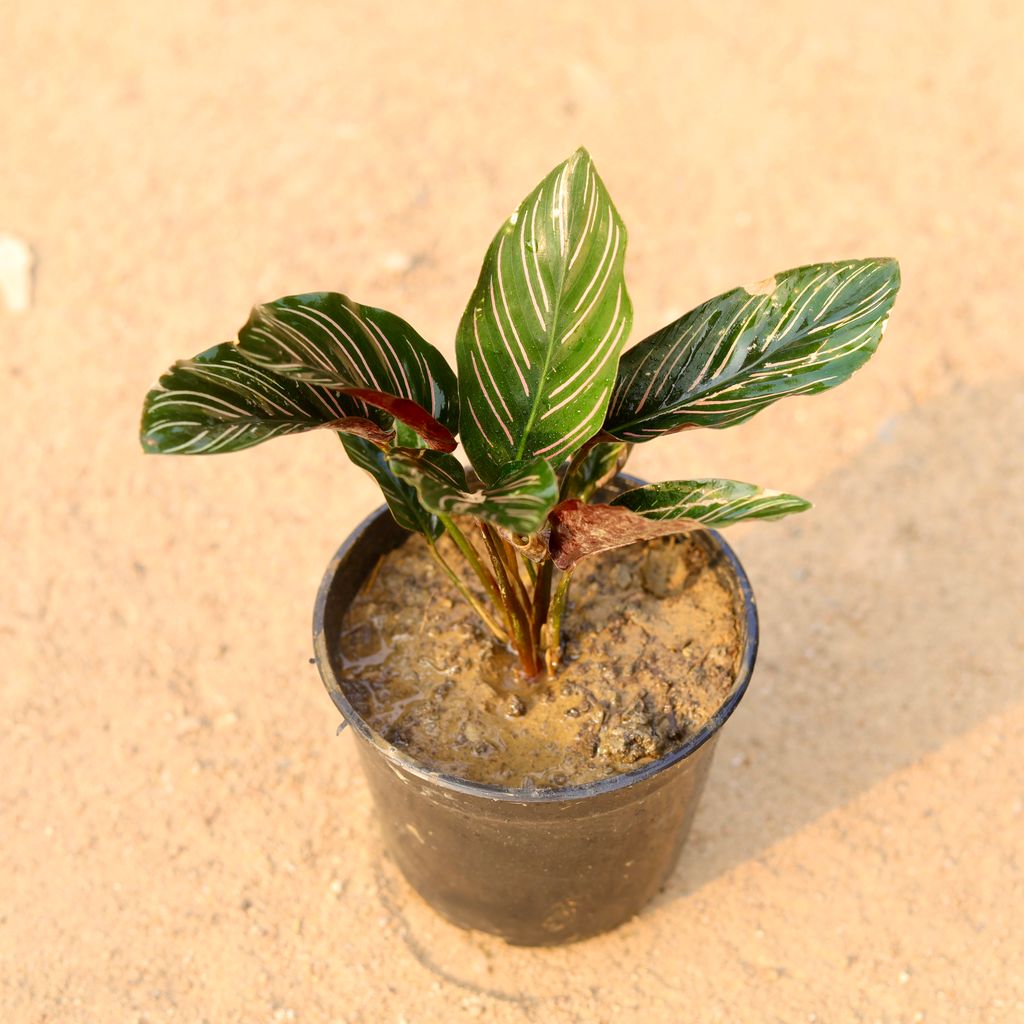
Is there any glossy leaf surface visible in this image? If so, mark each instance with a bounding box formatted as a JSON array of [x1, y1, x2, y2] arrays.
[[141, 343, 387, 455], [613, 479, 812, 522], [456, 149, 632, 482], [561, 440, 632, 501], [341, 435, 441, 539], [238, 292, 458, 450], [606, 259, 900, 440], [391, 453, 558, 534], [547, 479, 811, 568]]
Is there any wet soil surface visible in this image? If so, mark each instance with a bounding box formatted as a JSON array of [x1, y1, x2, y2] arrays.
[[338, 530, 744, 788]]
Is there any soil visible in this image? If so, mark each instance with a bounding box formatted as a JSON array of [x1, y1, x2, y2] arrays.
[[337, 529, 745, 788]]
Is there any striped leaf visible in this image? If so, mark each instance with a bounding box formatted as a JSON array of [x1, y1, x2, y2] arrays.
[[388, 449, 469, 492], [561, 440, 632, 501], [613, 479, 812, 522], [456, 148, 632, 483], [605, 259, 900, 441], [391, 453, 558, 534], [238, 292, 458, 451], [141, 343, 390, 455], [341, 435, 441, 539], [547, 479, 811, 569]]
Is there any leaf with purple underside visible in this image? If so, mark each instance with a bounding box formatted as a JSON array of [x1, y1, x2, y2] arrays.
[[341, 388, 455, 452]]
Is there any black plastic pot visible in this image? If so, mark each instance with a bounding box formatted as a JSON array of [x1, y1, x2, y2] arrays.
[[313, 481, 758, 946]]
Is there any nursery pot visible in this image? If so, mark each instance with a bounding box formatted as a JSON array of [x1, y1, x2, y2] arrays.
[[313, 477, 759, 946]]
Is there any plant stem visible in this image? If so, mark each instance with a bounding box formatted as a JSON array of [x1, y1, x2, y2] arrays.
[[480, 524, 539, 675], [437, 514, 504, 612], [545, 569, 574, 675], [500, 536, 534, 615], [426, 537, 508, 643], [531, 559, 554, 650]]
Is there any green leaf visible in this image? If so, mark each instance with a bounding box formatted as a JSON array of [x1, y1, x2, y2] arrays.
[[561, 440, 632, 501], [388, 449, 469, 492], [456, 148, 632, 482], [547, 479, 811, 569], [391, 453, 558, 534], [141, 343, 390, 455], [340, 435, 441, 539], [612, 479, 812, 522], [394, 420, 429, 450], [605, 259, 900, 440], [238, 292, 459, 450]]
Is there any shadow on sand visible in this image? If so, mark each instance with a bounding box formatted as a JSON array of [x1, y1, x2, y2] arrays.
[[659, 377, 1023, 900]]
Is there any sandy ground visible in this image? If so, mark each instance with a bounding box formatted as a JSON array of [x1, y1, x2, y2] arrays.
[[3, 1, 1023, 1021]]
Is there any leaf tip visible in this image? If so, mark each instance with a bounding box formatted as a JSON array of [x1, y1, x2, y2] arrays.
[[883, 257, 901, 289], [860, 256, 901, 292]]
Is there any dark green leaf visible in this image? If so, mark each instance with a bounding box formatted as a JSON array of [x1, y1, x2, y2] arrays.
[[561, 440, 632, 501], [547, 479, 811, 568], [238, 292, 458, 450], [391, 453, 558, 534], [456, 148, 632, 482], [612, 479, 812, 522], [340, 435, 441, 539], [605, 259, 900, 440], [140, 343, 389, 455], [388, 449, 469, 492]]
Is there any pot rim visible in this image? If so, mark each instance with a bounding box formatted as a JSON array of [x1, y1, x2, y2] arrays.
[[313, 492, 759, 805]]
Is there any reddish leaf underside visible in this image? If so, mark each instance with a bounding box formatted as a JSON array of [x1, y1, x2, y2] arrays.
[[341, 388, 457, 452], [546, 499, 700, 570], [330, 416, 395, 447]]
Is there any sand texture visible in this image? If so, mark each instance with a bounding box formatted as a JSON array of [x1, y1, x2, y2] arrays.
[[3, 1, 1023, 1021]]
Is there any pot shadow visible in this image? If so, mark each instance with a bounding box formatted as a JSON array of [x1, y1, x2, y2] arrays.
[[655, 376, 1024, 903]]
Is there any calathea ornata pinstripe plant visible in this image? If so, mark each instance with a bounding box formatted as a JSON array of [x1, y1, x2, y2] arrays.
[[141, 149, 901, 677]]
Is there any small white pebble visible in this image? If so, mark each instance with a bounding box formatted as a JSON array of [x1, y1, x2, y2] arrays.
[[899, 970, 911, 984], [0, 233, 33, 312], [381, 251, 414, 273]]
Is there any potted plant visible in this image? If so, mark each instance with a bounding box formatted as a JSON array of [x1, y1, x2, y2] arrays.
[[140, 149, 900, 945]]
